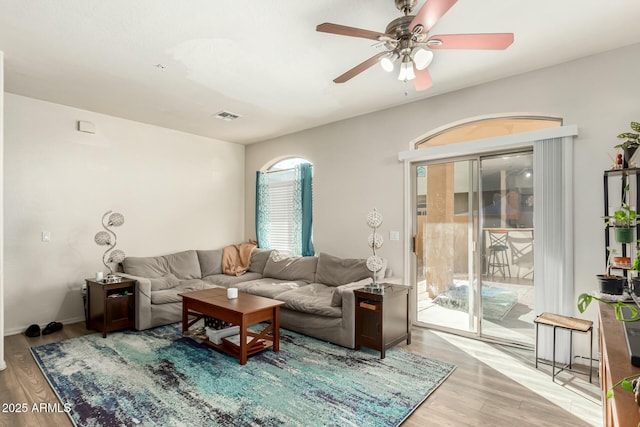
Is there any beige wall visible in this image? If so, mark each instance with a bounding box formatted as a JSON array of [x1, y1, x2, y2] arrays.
[[0, 51, 5, 369], [4, 94, 245, 334], [245, 43, 640, 331]]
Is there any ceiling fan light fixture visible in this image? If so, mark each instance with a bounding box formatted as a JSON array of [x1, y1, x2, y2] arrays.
[[397, 63, 407, 81], [398, 59, 415, 81], [412, 47, 433, 70], [316, 0, 514, 90], [405, 62, 416, 80], [380, 55, 395, 72]]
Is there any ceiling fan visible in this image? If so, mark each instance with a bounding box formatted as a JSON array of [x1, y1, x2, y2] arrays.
[[316, 0, 514, 91]]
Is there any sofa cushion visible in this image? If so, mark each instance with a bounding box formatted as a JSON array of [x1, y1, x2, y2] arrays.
[[248, 249, 273, 274], [123, 255, 168, 278], [240, 278, 303, 299], [122, 250, 202, 280], [150, 279, 218, 304], [197, 249, 223, 277], [275, 283, 342, 318], [149, 273, 181, 291], [163, 250, 202, 279], [202, 272, 263, 288], [315, 252, 371, 287], [263, 254, 318, 283]]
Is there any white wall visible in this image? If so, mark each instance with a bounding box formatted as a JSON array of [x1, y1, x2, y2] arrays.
[[0, 51, 6, 370], [4, 94, 245, 334], [246, 43, 640, 341]]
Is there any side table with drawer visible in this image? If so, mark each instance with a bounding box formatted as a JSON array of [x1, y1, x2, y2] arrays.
[[86, 278, 136, 338], [354, 284, 411, 358]]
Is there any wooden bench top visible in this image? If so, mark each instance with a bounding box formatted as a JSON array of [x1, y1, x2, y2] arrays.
[[534, 312, 593, 332]]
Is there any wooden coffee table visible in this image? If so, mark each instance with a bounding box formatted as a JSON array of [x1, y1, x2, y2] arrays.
[[180, 288, 285, 365]]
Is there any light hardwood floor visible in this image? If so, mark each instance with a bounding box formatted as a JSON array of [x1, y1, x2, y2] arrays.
[[0, 322, 602, 427]]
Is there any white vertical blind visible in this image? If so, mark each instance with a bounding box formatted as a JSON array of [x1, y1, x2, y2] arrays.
[[533, 136, 574, 363]]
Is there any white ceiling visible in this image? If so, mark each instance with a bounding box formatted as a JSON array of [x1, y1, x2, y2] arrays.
[[1, 0, 639, 144]]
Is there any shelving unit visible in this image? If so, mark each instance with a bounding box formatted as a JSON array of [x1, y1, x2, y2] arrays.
[[603, 168, 640, 277]]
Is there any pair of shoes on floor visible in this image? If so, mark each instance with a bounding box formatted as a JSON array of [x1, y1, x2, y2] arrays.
[[24, 322, 63, 337]]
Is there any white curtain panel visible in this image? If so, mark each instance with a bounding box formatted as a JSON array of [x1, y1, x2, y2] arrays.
[[533, 136, 575, 363]]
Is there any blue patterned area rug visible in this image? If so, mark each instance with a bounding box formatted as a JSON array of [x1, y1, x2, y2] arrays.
[[31, 324, 455, 427]]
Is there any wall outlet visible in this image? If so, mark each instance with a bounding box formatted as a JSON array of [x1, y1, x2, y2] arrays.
[[42, 231, 51, 242], [389, 230, 400, 241]]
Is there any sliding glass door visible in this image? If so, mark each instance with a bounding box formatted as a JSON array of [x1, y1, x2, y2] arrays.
[[414, 152, 535, 346], [479, 153, 534, 344], [414, 159, 479, 334]]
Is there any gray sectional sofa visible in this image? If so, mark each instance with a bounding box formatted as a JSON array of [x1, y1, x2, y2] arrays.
[[118, 249, 381, 348]]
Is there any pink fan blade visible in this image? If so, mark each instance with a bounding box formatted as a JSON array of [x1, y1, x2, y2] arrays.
[[410, 0, 458, 33], [413, 67, 433, 91], [317, 23, 393, 41], [333, 52, 389, 83], [428, 33, 514, 50]]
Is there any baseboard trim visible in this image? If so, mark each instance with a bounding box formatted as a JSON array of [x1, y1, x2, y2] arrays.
[[4, 316, 85, 337]]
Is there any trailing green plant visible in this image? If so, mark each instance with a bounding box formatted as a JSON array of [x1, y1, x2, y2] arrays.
[[606, 373, 640, 400], [577, 293, 640, 321], [615, 121, 640, 150], [603, 185, 637, 228], [632, 240, 640, 273]]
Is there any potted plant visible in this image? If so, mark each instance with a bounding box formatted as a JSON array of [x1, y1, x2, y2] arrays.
[[603, 184, 637, 243], [577, 293, 640, 405], [630, 241, 640, 297], [597, 247, 626, 295], [616, 121, 640, 168]]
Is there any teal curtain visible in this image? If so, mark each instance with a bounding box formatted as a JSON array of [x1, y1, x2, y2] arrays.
[[255, 171, 271, 248], [255, 163, 313, 256], [299, 163, 314, 256]]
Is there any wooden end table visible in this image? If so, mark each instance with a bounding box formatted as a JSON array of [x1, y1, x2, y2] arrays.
[[354, 284, 411, 358], [180, 288, 285, 365], [86, 278, 136, 338]]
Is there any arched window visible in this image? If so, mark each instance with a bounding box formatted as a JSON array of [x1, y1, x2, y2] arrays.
[[416, 116, 562, 149], [256, 158, 314, 256]]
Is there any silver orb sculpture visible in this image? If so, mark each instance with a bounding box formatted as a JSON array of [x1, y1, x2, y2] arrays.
[[366, 208, 384, 291], [108, 249, 126, 264], [108, 212, 125, 227], [94, 210, 125, 276], [368, 233, 384, 250], [366, 209, 383, 228], [94, 231, 111, 245], [366, 255, 384, 273]]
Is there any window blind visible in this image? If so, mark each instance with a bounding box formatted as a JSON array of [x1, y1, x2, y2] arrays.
[[266, 170, 296, 255]]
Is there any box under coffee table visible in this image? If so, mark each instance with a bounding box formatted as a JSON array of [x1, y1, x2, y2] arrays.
[[180, 288, 285, 365]]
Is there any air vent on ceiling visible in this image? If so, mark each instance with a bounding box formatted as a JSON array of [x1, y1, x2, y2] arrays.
[[214, 110, 241, 122]]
